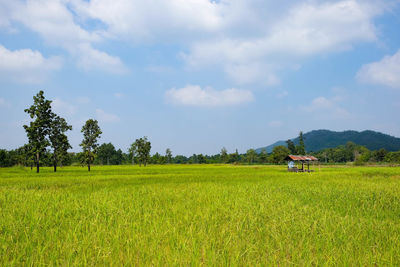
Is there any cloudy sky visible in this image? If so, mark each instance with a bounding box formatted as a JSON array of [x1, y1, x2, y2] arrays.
[[1, 0, 400, 155]]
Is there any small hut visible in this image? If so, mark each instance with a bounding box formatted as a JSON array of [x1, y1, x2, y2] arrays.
[[286, 155, 318, 172]]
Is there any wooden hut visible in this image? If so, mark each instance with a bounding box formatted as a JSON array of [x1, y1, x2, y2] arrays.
[[286, 155, 318, 172]]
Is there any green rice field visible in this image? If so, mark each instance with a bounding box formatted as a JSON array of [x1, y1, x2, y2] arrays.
[[1, 165, 400, 265]]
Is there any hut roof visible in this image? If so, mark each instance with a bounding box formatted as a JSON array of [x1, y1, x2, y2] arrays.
[[286, 155, 318, 161]]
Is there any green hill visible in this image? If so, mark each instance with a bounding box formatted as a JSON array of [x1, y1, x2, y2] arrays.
[[256, 130, 400, 153]]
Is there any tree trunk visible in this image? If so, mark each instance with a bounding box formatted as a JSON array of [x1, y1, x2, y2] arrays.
[[54, 154, 57, 172], [36, 152, 40, 173], [88, 163, 90, 172]]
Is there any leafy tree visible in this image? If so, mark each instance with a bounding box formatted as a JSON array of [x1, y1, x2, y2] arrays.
[[259, 149, 268, 164], [23, 91, 53, 173], [97, 143, 116, 165], [165, 148, 172, 164], [131, 137, 151, 166], [286, 139, 296, 154], [80, 119, 102, 171], [296, 131, 306, 155], [220, 147, 228, 163], [128, 143, 137, 165], [246, 149, 257, 164], [49, 115, 72, 172], [270, 145, 290, 164], [228, 149, 240, 163]]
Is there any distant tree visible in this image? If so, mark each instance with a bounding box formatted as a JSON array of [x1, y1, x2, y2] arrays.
[[165, 148, 172, 164], [228, 149, 239, 163], [246, 149, 257, 164], [49, 115, 72, 172], [270, 145, 290, 164], [296, 131, 306, 155], [197, 154, 207, 164], [286, 139, 296, 154], [220, 147, 228, 163], [259, 149, 268, 164], [97, 143, 116, 165], [23, 91, 53, 173], [80, 119, 102, 171], [132, 136, 151, 166], [128, 143, 137, 165]]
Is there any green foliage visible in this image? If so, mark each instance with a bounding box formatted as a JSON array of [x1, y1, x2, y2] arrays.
[[1, 165, 400, 265], [130, 137, 151, 166], [246, 149, 257, 164], [165, 148, 172, 164], [23, 91, 53, 172], [270, 145, 290, 164], [286, 139, 296, 154], [295, 131, 306, 155], [258, 129, 400, 153], [49, 116, 72, 171], [80, 119, 102, 171], [220, 147, 228, 163]]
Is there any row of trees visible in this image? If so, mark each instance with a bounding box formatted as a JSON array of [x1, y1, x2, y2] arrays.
[[2, 91, 400, 169], [18, 91, 157, 172]]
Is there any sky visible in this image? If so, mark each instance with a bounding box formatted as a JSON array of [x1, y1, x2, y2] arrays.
[[1, 0, 400, 156]]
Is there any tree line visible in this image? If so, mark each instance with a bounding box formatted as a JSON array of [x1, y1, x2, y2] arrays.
[[1, 91, 400, 169]]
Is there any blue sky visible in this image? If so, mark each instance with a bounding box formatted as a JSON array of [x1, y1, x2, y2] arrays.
[[1, 0, 400, 156]]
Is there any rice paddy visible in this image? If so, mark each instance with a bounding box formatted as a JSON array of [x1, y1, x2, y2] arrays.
[[1, 165, 400, 265]]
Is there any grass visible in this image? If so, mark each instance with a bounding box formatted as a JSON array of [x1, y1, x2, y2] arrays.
[[1, 164, 400, 265]]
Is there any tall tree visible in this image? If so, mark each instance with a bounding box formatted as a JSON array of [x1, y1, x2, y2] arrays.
[[128, 143, 137, 165], [246, 149, 257, 164], [296, 131, 306, 155], [220, 147, 228, 163], [23, 91, 53, 173], [97, 143, 116, 165], [270, 145, 290, 164], [49, 116, 72, 172], [165, 148, 172, 164], [80, 119, 102, 171], [286, 139, 296, 154], [132, 137, 151, 166]]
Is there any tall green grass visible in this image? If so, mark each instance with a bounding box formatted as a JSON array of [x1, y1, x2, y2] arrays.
[[1, 165, 400, 265]]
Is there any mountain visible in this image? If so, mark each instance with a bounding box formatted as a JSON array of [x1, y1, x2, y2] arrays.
[[256, 130, 400, 153]]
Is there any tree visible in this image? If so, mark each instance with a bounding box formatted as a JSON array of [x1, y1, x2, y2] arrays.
[[270, 145, 290, 164], [165, 148, 172, 164], [296, 131, 306, 155], [80, 119, 102, 171], [97, 143, 116, 165], [128, 143, 137, 165], [220, 147, 228, 163], [49, 116, 72, 172], [286, 139, 296, 154], [246, 149, 257, 164], [259, 149, 268, 164], [23, 91, 53, 173], [131, 136, 151, 166]]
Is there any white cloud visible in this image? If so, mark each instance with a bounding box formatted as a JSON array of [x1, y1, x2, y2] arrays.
[[74, 44, 127, 74], [165, 85, 254, 107], [357, 49, 400, 89], [3, 0, 125, 74], [96, 109, 120, 123], [303, 96, 350, 118], [68, 0, 222, 41], [0, 45, 62, 83], [52, 98, 76, 116], [0, 0, 391, 82], [182, 0, 383, 84]]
